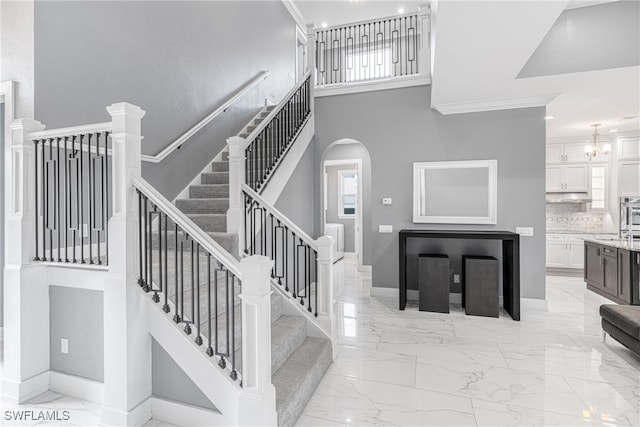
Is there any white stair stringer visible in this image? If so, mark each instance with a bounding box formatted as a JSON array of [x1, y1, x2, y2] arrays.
[[142, 289, 238, 427], [260, 113, 314, 206]]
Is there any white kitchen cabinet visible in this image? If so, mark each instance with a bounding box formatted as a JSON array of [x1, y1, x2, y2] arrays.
[[546, 164, 588, 192], [618, 137, 640, 160], [547, 142, 588, 164], [546, 236, 585, 269], [619, 161, 640, 196]]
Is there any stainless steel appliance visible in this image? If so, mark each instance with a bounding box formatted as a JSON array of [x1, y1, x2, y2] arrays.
[[620, 197, 640, 238]]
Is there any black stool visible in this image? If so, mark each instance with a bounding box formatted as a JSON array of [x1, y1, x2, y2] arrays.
[[418, 254, 450, 313], [462, 255, 499, 318]]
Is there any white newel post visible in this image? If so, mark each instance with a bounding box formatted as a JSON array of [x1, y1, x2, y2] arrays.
[[418, 3, 431, 78], [227, 136, 246, 256], [2, 118, 49, 403], [306, 23, 317, 92], [315, 236, 337, 360], [101, 103, 151, 426], [238, 255, 277, 426]]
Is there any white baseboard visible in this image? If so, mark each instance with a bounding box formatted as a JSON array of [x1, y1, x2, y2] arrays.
[[151, 397, 229, 427], [1, 371, 49, 404], [100, 397, 152, 427], [49, 371, 104, 404]]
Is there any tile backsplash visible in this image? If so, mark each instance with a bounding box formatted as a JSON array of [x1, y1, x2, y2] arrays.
[[546, 204, 616, 234]]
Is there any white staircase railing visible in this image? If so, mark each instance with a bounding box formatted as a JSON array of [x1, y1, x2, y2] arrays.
[[6, 102, 278, 425]]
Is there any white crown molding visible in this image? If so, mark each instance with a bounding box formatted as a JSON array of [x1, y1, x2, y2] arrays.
[[281, 0, 307, 29], [547, 130, 639, 144], [564, 0, 619, 11], [433, 93, 559, 115]]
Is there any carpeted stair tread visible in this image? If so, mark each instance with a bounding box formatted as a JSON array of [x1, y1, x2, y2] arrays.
[[176, 198, 229, 214], [271, 315, 306, 374], [185, 214, 226, 232], [189, 184, 229, 199], [201, 172, 230, 185], [273, 337, 332, 427], [271, 292, 283, 323], [211, 161, 229, 172]]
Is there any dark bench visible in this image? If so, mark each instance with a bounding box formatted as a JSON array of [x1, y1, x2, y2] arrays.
[[600, 304, 640, 355]]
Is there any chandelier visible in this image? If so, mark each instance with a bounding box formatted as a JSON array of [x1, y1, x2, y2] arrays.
[[584, 124, 611, 160]]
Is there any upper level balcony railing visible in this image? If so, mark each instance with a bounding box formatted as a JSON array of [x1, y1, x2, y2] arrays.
[[314, 11, 429, 87]]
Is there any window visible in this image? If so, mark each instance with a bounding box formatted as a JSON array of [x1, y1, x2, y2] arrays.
[[339, 170, 357, 218]]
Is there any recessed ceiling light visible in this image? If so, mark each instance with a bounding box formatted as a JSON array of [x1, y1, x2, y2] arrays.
[[321, 22, 327, 28], [398, 7, 405, 14], [609, 129, 619, 133], [544, 115, 555, 120]]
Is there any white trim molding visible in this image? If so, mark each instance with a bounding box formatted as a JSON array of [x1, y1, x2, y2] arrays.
[[433, 93, 559, 115], [315, 74, 430, 98], [49, 371, 104, 404], [281, 0, 307, 30], [150, 397, 229, 427], [2, 371, 49, 404]]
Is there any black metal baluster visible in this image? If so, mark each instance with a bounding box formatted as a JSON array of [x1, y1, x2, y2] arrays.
[[137, 191, 143, 287], [223, 268, 230, 369], [74, 135, 84, 264], [63, 137, 69, 262], [307, 244, 312, 312], [206, 254, 214, 357], [143, 196, 148, 287], [87, 133, 93, 264], [195, 243, 202, 345], [153, 208, 161, 302], [163, 213, 169, 312], [292, 229, 297, 299], [34, 140, 40, 261], [73, 136, 79, 263], [46, 138, 52, 261], [174, 224, 180, 323], [178, 236, 185, 324], [314, 250, 318, 317], [56, 137, 61, 262], [103, 132, 109, 264], [147, 206, 155, 293], [185, 238, 194, 335], [261, 207, 266, 255], [284, 226, 289, 292], [230, 272, 237, 380], [94, 133, 101, 265], [214, 261, 220, 359]]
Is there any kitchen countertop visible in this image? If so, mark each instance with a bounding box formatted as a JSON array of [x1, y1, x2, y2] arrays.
[[583, 237, 640, 251]]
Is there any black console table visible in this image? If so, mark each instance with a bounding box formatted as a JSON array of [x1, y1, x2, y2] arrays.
[[399, 230, 520, 321]]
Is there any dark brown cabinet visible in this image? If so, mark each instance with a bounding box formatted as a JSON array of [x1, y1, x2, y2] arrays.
[[618, 249, 633, 304], [584, 241, 639, 305], [585, 242, 603, 288]]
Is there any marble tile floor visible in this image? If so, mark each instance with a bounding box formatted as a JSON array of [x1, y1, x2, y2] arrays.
[[297, 261, 640, 427], [1, 259, 639, 426]]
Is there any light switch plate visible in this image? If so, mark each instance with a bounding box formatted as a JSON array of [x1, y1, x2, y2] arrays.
[[382, 198, 392, 205], [61, 338, 69, 354], [379, 225, 393, 233], [515, 227, 534, 237], [453, 274, 460, 284]]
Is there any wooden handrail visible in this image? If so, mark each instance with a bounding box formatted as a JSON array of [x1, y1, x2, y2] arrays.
[[142, 70, 270, 163]]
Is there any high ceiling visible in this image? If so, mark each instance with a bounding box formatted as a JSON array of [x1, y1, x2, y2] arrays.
[[292, 0, 640, 140]]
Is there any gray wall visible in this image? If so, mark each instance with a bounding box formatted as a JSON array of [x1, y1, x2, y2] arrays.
[[35, 1, 297, 199], [325, 164, 356, 252], [322, 143, 373, 264], [152, 338, 218, 411], [313, 85, 546, 300], [275, 142, 316, 236], [519, 1, 640, 78], [49, 286, 104, 381], [0, 102, 4, 328]]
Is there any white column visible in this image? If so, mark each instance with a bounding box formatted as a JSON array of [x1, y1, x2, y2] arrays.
[[418, 3, 431, 78], [238, 255, 277, 426], [226, 136, 246, 256], [101, 103, 151, 426], [306, 23, 317, 89], [2, 118, 49, 403], [315, 235, 337, 359]]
